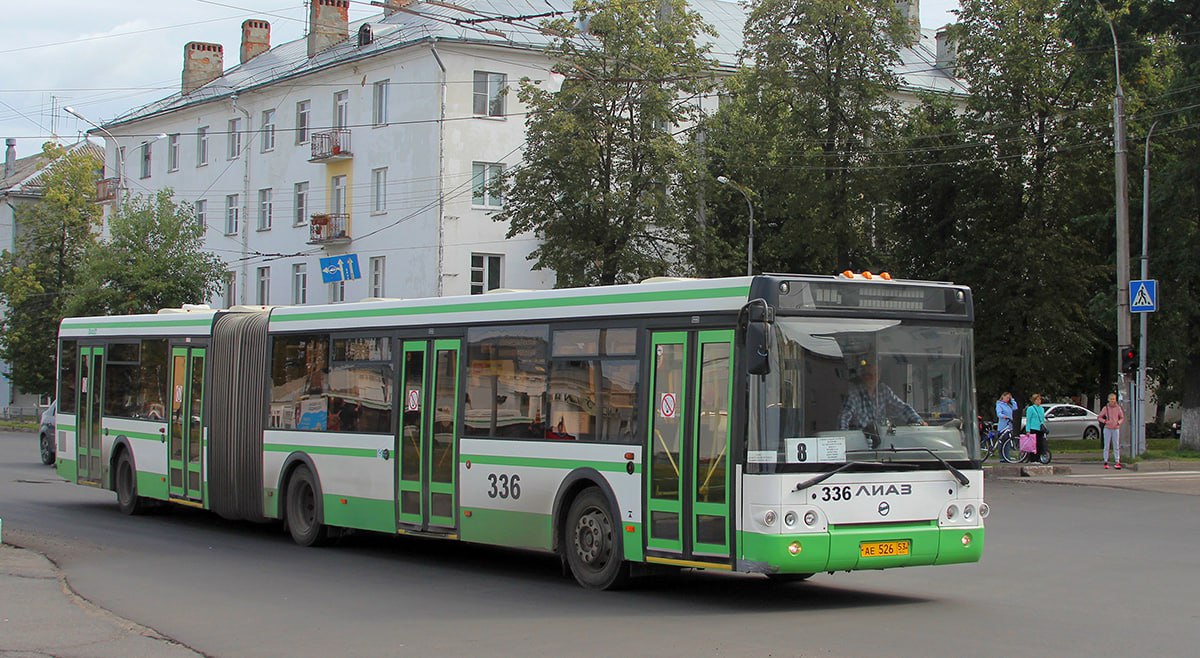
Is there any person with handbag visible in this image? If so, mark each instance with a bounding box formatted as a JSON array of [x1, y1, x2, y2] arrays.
[[1097, 392, 1124, 469], [1024, 393, 1048, 462]]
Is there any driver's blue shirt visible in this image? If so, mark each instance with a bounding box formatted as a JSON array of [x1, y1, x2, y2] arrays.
[[838, 382, 922, 430]]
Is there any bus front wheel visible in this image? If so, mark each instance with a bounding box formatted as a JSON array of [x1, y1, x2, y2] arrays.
[[563, 487, 629, 590], [286, 466, 329, 547]]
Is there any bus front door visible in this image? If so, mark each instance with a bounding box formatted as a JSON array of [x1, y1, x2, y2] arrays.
[[397, 339, 461, 533], [167, 347, 206, 501], [76, 346, 105, 485], [647, 330, 734, 564]]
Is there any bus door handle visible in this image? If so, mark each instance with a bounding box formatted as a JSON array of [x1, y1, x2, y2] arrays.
[[159, 427, 166, 443]]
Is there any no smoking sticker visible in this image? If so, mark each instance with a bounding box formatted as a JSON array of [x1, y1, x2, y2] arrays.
[[406, 389, 421, 411], [659, 392, 678, 419]]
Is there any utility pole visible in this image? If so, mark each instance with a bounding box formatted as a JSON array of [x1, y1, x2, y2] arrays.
[[1098, 5, 1133, 456], [1136, 122, 1158, 456]]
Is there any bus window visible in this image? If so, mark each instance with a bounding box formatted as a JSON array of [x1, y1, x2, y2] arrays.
[[58, 341, 78, 414], [464, 325, 548, 438]]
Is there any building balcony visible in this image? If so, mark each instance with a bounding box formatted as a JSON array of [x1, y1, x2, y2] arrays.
[[96, 177, 120, 203], [309, 213, 351, 245], [309, 129, 352, 162]]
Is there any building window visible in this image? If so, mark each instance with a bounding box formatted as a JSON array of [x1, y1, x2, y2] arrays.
[[292, 263, 308, 305], [195, 199, 207, 228], [372, 80, 389, 126], [329, 280, 345, 303], [473, 71, 506, 117], [369, 256, 385, 297], [139, 141, 152, 179], [471, 253, 502, 294], [334, 90, 349, 129], [261, 109, 276, 152], [332, 175, 347, 214], [294, 182, 309, 226], [197, 127, 209, 166], [258, 188, 273, 231], [256, 267, 271, 305], [371, 167, 387, 212], [224, 272, 237, 307], [296, 100, 311, 144], [225, 194, 240, 235], [472, 162, 504, 208], [167, 134, 180, 172], [227, 118, 242, 159]]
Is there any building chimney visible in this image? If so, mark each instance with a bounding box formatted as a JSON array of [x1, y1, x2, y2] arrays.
[[240, 19, 271, 65], [4, 138, 15, 179], [182, 42, 225, 95], [936, 26, 958, 73], [895, 0, 922, 46], [308, 0, 350, 58], [381, 0, 416, 17]]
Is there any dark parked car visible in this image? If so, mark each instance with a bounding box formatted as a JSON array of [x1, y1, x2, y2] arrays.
[[39, 400, 56, 465]]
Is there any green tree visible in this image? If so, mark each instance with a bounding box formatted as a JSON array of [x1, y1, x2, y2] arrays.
[[699, 0, 908, 276], [495, 0, 716, 287], [0, 143, 100, 397], [66, 190, 225, 316]]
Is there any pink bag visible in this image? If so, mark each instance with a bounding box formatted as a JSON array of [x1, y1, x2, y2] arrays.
[[1020, 433, 1037, 453]]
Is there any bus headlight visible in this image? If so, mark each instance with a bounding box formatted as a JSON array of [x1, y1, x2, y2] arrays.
[[946, 504, 959, 520], [764, 510, 777, 527], [979, 502, 990, 518], [963, 505, 975, 521], [803, 510, 818, 527], [783, 511, 798, 528]]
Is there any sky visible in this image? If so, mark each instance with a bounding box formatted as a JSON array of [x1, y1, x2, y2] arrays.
[[0, 0, 961, 163]]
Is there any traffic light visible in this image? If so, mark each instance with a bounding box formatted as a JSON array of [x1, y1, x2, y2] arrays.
[[1120, 347, 1138, 373]]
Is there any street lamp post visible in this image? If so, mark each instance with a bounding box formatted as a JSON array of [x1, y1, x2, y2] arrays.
[[717, 175, 755, 276], [1096, 3, 1133, 455], [1136, 121, 1158, 456], [63, 106, 125, 208]]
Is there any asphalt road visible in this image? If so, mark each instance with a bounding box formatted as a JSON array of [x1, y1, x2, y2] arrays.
[[2, 431, 1197, 657]]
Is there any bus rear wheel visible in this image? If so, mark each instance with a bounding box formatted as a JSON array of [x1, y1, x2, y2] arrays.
[[115, 452, 146, 515], [286, 466, 329, 547], [563, 487, 629, 590]]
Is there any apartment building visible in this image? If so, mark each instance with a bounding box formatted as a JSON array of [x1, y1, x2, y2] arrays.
[[93, 0, 962, 307]]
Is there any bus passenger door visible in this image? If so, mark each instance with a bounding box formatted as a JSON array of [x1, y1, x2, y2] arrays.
[[76, 346, 105, 484], [646, 331, 734, 563], [397, 339, 461, 533], [168, 347, 206, 501]]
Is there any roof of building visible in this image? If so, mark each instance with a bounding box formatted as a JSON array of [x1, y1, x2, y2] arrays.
[[1, 140, 103, 196], [105, 0, 965, 129]]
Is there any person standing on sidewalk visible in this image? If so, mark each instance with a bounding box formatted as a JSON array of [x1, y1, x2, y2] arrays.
[[996, 392, 1018, 437], [1098, 392, 1124, 469], [1024, 393, 1047, 462]]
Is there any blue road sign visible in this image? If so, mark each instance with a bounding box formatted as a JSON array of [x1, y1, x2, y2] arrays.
[[320, 254, 361, 284], [1130, 279, 1158, 313]]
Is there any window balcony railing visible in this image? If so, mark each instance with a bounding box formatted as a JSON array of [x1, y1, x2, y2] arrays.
[[309, 212, 351, 245], [309, 129, 352, 162], [96, 177, 120, 203]]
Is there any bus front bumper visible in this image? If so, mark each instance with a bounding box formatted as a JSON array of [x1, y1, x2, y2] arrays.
[[737, 521, 985, 574]]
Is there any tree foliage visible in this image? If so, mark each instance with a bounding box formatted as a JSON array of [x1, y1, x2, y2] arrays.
[[698, 0, 908, 276], [496, 0, 716, 287], [0, 143, 100, 397], [66, 190, 226, 317]]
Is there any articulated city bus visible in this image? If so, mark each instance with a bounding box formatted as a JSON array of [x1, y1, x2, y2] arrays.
[[54, 273, 986, 589]]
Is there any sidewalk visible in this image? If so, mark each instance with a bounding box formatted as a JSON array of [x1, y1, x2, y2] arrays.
[[0, 542, 200, 657], [986, 458, 1200, 496]]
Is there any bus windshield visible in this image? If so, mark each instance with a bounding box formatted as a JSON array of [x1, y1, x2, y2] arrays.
[[748, 317, 977, 468]]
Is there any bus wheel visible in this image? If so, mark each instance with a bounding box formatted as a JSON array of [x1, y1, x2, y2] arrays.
[[286, 466, 329, 547], [115, 452, 145, 515], [564, 487, 629, 590], [765, 572, 814, 583]]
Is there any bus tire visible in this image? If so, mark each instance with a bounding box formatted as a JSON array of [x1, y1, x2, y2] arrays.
[[39, 431, 55, 465], [285, 465, 329, 547], [563, 487, 629, 590], [115, 452, 146, 515]]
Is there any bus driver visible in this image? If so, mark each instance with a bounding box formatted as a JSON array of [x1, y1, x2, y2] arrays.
[[838, 361, 926, 447]]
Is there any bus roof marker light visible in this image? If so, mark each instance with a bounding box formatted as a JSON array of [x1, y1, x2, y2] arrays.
[[862, 271, 873, 280], [880, 272, 892, 281]]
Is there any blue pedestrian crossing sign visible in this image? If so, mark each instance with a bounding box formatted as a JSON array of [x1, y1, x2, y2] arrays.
[[1130, 279, 1158, 313], [320, 254, 361, 284]]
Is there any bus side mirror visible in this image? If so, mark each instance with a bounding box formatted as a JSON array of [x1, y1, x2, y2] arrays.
[[746, 320, 770, 376]]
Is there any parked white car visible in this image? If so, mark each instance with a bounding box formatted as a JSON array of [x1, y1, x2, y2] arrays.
[[1022, 403, 1102, 440]]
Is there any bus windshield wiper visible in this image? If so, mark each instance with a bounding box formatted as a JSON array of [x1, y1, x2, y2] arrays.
[[875, 446, 970, 486], [792, 461, 916, 492]]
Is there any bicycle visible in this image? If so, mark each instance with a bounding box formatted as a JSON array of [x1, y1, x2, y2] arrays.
[[1005, 431, 1052, 465], [979, 418, 1016, 462]]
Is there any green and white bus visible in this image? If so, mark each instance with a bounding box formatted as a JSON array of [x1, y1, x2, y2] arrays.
[[54, 273, 986, 589]]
